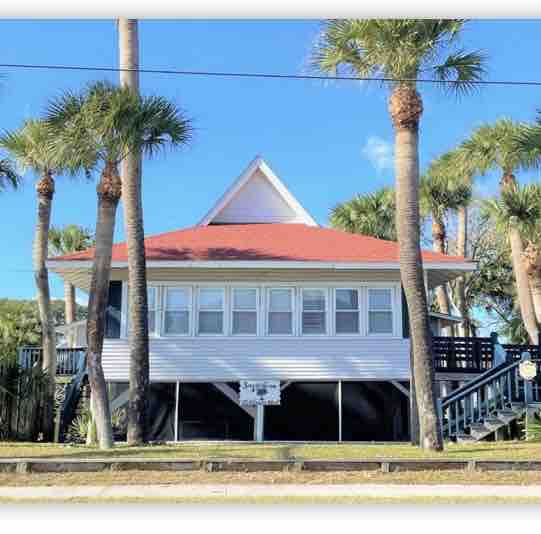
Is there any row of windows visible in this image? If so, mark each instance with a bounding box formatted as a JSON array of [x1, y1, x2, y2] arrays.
[[136, 286, 397, 337]]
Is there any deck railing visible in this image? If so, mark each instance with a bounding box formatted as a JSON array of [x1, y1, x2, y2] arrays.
[[18, 347, 86, 376], [432, 336, 540, 374], [439, 353, 540, 440]]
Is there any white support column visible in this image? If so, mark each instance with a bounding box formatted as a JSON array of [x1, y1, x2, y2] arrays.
[[174, 381, 180, 442], [254, 405, 264, 442], [338, 380, 342, 443]]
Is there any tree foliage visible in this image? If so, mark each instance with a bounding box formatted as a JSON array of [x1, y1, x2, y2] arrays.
[[0, 299, 87, 363], [48, 224, 95, 257], [312, 19, 485, 94], [330, 187, 397, 241]]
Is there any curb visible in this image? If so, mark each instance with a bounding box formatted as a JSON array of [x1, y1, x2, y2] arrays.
[[1, 458, 541, 474]]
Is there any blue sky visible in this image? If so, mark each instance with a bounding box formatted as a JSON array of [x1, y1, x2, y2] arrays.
[[1, 19, 541, 303]]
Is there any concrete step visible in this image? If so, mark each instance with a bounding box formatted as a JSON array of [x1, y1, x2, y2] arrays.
[[496, 410, 521, 423], [483, 417, 505, 429], [456, 433, 477, 443]]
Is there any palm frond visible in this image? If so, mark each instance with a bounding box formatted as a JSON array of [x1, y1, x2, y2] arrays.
[[48, 224, 95, 257], [311, 18, 486, 93], [330, 186, 397, 241], [0, 119, 72, 177], [431, 49, 487, 96], [0, 158, 20, 192], [44, 80, 193, 176], [461, 119, 541, 177]]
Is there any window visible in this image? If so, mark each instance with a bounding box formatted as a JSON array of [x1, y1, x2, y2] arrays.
[[335, 289, 360, 334], [232, 288, 258, 335], [164, 287, 190, 335], [198, 288, 224, 334], [302, 289, 326, 335], [368, 288, 394, 334], [268, 288, 293, 335], [147, 287, 157, 335]]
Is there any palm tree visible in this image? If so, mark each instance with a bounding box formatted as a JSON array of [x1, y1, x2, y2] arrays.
[[0, 159, 19, 192], [460, 119, 541, 343], [313, 19, 485, 450], [420, 155, 472, 318], [482, 184, 541, 344], [515, 114, 541, 330], [0, 120, 78, 440], [330, 187, 396, 241], [46, 81, 191, 449], [118, 18, 148, 445], [48, 225, 95, 338]]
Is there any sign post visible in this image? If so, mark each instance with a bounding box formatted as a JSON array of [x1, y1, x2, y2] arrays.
[[239, 380, 281, 443], [519, 352, 538, 440]]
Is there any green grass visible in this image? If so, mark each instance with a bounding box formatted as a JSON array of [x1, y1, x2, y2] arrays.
[[1, 440, 541, 461]]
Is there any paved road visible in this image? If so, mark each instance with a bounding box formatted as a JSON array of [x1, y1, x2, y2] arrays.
[[1, 484, 541, 499]]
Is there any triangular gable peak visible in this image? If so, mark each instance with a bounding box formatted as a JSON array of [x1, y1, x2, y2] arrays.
[[199, 156, 318, 226]]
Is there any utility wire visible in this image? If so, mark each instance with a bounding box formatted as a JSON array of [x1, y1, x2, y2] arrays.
[[1, 63, 541, 87]]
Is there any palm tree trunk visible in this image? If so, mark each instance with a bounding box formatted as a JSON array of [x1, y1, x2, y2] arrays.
[[509, 228, 539, 344], [522, 242, 541, 329], [529, 272, 541, 327], [409, 347, 420, 445], [86, 162, 121, 449], [64, 281, 76, 347], [34, 171, 57, 441], [432, 219, 450, 317], [390, 85, 442, 451], [118, 17, 150, 445], [455, 206, 470, 336], [64, 281, 76, 325]]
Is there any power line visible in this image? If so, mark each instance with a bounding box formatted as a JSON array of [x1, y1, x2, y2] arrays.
[[1, 62, 541, 87]]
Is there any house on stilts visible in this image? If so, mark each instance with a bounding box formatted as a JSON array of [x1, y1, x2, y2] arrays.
[[24, 157, 539, 442]]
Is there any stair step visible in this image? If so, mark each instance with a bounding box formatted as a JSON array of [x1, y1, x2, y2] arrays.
[[456, 434, 477, 443], [471, 428, 491, 440], [496, 410, 520, 423], [483, 417, 505, 428]]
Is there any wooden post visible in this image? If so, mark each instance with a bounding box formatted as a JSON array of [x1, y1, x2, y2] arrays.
[[490, 332, 499, 369]]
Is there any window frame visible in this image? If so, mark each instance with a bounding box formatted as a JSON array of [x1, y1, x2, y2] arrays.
[[266, 287, 295, 336], [300, 288, 328, 336], [366, 286, 395, 337], [230, 287, 259, 336], [162, 286, 192, 337], [334, 288, 362, 336], [196, 287, 226, 336], [141, 285, 160, 337]]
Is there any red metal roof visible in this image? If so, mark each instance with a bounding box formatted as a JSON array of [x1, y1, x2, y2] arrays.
[[50, 224, 468, 264]]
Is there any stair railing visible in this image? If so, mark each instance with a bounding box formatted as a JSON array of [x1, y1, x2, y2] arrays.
[[439, 358, 522, 439]]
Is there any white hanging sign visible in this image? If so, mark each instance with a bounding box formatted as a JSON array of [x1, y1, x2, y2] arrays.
[[519, 360, 538, 381], [239, 380, 281, 406]]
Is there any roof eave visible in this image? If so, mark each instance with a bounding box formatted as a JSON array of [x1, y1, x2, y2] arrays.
[[48, 259, 477, 271]]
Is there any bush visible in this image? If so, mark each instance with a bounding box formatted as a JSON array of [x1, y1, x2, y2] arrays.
[[0, 362, 48, 441]]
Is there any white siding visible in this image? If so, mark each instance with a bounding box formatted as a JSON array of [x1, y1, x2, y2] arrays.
[[212, 170, 305, 224], [103, 273, 409, 383], [102, 336, 411, 382]]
